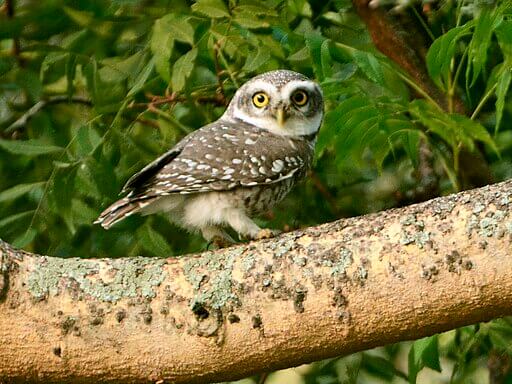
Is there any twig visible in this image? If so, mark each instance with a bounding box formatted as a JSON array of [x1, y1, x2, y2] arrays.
[[257, 372, 269, 384], [5, 0, 22, 66], [129, 93, 225, 110], [213, 40, 228, 107], [5, 95, 92, 134], [135, 117, 159, 129], [488, 349, 511, 384]]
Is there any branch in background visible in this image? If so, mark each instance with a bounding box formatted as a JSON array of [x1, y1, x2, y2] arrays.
[[4, 0, 23, 66], [213, 41, 229, 107], [5, 96, 92, 134], [352, 0, 493, 192], [1, 179, 511, 383], [489, 349, 511, 384], [128, 92, 225, 110], [353, 0, 447, 108]]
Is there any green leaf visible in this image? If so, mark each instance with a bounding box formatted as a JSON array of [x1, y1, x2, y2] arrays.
[[0, 56, 15, 76], [495, 64, 511, 134], [320, 39, 333, 79], [13, 228, 37, 248], [157, 14, 195, 45], [63, 6, 112, 36], [489, 319, 512, 350], [16, 69, 42, 101], [63, 6, 94, 28], [451, 114, 499, 154], [137, 224, 173, 256], [65, 53, 77, 98], [331, 42, 385, 85], [234, 3, 277, 17], [232, 9, 271, 29], [49, 165, 78, 234], [305, 31, 325, 81], [407, 100, 497, 154], [495, 20, 512, 59], [408, 335, 441, 384], [192, 0, 230, 18], [0, 139, 64, 156], [351, 50, 385, 85], [426, 24, 473, 90], [84, 59, 99, 103], [345, 354, 362, 384], [171, 48, 198, 93], [127, 57, 155, 97], [71, 198, 98, 225], [0, 211, 34, 229], [467, 7, 503, 86], [151, 17, 175, 82], [362, 353, 401, 381], [40, 52, 68, 80], [400, 129, 422, 168], [243, 46, 271, 71], [0, 182, 45, 203], [320, 94, 414, 170]]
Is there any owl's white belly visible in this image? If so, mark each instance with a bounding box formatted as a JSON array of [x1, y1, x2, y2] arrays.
[[144, 179, 294, 233]]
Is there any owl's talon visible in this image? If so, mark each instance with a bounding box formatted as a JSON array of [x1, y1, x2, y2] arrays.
[[208, 236, 234, 249], [255, 228, 281, 240]]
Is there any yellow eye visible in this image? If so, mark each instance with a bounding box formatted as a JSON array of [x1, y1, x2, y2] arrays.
[[291, 90, 308, 106], [252, 92, 269, 108]]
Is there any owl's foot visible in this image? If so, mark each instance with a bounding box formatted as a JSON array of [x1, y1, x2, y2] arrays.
[[255, 228, 282, 240], [208, 236, 234, 249], [203, 226, 235, 249]]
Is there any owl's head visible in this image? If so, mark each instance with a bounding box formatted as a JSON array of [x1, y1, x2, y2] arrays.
[[223, 70, 323, 137]]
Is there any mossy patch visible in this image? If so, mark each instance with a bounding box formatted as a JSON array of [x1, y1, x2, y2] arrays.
[[27, 256, 167, 302]]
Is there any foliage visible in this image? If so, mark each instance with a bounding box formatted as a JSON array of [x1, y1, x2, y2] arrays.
[[1, 0, 511, 382]]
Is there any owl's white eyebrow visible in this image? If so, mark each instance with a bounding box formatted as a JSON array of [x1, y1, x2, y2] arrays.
[[281, 80, 320, 96], [245, 80, 278, 97]]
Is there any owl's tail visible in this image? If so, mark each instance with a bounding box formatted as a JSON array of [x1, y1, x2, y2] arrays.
[[94, 196, 157, 229]]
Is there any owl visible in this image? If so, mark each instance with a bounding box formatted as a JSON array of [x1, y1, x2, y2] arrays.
[[95, 70, 324, 244]]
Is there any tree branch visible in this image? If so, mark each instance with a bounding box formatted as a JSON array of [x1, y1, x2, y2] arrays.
[[1, 179, 512, 383], [5, 96, 92, 134]]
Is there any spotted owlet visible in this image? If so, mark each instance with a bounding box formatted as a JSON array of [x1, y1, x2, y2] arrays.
[[95, 70, 324, 243]]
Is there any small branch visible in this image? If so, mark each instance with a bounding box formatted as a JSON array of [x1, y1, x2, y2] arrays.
[[5, 96, 92, 134], [471, 82, 498, 120], [489, 349, 511, 384], [134, 117, 160, 129], [213, 40, 228, 107], [5, 0, 22, 66], [129, 93, 225, 110]]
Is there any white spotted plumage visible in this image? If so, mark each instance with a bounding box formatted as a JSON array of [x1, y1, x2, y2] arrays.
[[95, 70, 323, 242]]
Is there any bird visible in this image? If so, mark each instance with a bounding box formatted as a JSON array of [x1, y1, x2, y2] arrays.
[[95, 70, 324, 245]]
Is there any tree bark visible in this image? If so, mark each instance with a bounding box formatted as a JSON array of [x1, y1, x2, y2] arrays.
[[1, 179, 512, 383]]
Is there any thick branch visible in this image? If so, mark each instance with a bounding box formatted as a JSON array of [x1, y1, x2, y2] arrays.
[[1, 180, 512, 383]]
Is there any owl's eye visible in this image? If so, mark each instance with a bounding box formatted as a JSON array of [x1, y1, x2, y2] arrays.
[[252, 92, 269, 108], [291, 90, 308, 106]]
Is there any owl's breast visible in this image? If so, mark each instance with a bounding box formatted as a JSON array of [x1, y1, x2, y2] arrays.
[[228, 176, 299, 215]]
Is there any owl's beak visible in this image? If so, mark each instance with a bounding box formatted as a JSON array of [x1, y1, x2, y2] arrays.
[[276, 107, 288, 128]]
